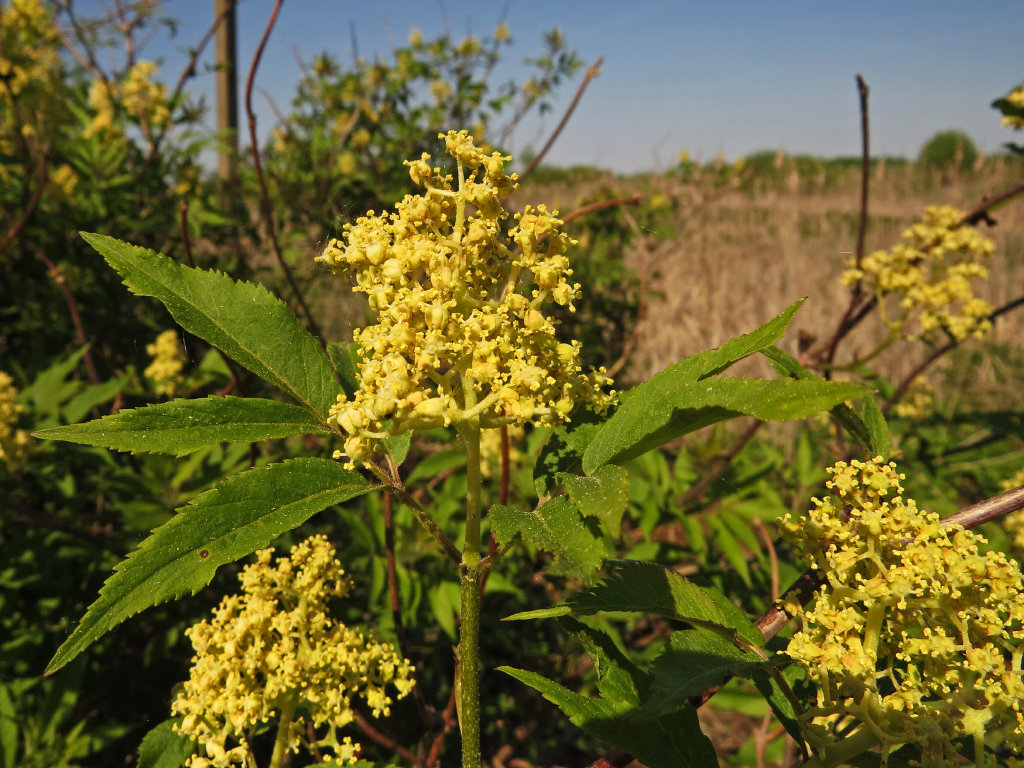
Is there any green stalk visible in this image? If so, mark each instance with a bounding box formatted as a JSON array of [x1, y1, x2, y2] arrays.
[[801, 725, 884, 768], [456, 416, 483, 768], [268, 692, 299, 768]]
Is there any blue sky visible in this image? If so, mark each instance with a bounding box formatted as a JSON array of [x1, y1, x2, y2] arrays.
[[83, 0, 1024, 173]]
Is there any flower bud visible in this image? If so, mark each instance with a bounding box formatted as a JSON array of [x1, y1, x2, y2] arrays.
[[382, 258, 404, 282], [365, 243, 386, 265], [555, 343, 577, 365], [425, 303, 448, 330], [552, 282, 575, 305], [344, 436, 371, 462], [413, 397, 446, 420], [525, 309, 545, 331]]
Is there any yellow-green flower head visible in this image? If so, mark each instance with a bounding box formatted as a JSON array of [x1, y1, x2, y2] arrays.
[[780, 457, 1024, 768], [0, 372, 31, 469], [893, 376, 935, 421], [317, 130, 614, 466], [144, 329, 185, 396], [84, 59, 170, 138], [172, 535, 414, 767], [1002, 85, 1024, 130], [841, 205, 995, 343]]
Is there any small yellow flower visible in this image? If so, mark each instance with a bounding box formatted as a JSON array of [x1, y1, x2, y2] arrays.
[[1001, 85, 1024, 130], [144, 330, 185, 396], [173, 536, 414, 767], [893, 376, 934, 421], [0, 372, 31, 469]]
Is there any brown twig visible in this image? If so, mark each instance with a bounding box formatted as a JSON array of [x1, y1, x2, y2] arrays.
[[853, 75, 871, 270], [519, 57, 603, 183], [560, 194, 643, 225], [938, 482, 1024, 530], [29, 244, 100, 386], [355, 714, 419, 764], [885, 294, 1024, 413], [0, 151, 49, 255], [819, 75, 872, 371], [244, 0, 324, 346], [959, 179, 1024, 227], [425, 688, 459, 768]]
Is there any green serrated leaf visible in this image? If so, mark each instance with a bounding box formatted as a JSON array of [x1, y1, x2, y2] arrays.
[[642, 630, 762, 717], [82, 234, 337, 417], [490, 498, 604, 581], [583, 301, 807, 473], [535, 415, 604, 497], [563, 617, 647, 706], [761, 345, 883, 455], [327, 341, 360, 398], [503, 605, 572, 622], [384, 430, 411, 466], [751, 662, 804, 745], [499, 666, 719, 768], [859, 396, 890, 459], [560, 464, 630, 538], [585, 374, 868, 472], [46, 458, 373, 675], [562, 560, 763, 647], [35, 396, 328, 456], [137, 719, 195, 768]]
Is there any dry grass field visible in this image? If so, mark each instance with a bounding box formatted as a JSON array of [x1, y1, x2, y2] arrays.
[[521, 156, 1024, 406]]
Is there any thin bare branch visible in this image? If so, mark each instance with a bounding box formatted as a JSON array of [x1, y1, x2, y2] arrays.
[[244, 0, 325, 345], [519, 57, 603, 183]]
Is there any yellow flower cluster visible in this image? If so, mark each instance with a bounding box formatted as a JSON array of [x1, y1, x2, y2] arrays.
[[0, 0, 65, 181], [0, 0, 61, 99], [893, 376, 935, 421], [780, 457, 1024, 768], [1001, 85, 1024, 130], [173, 536, 414, 768], [85, 60, 170, 138], [317, 130, 614, 466], [0, 372, 31, 469], [842, 206, 995, 342], [144, 329, 185, 396]]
